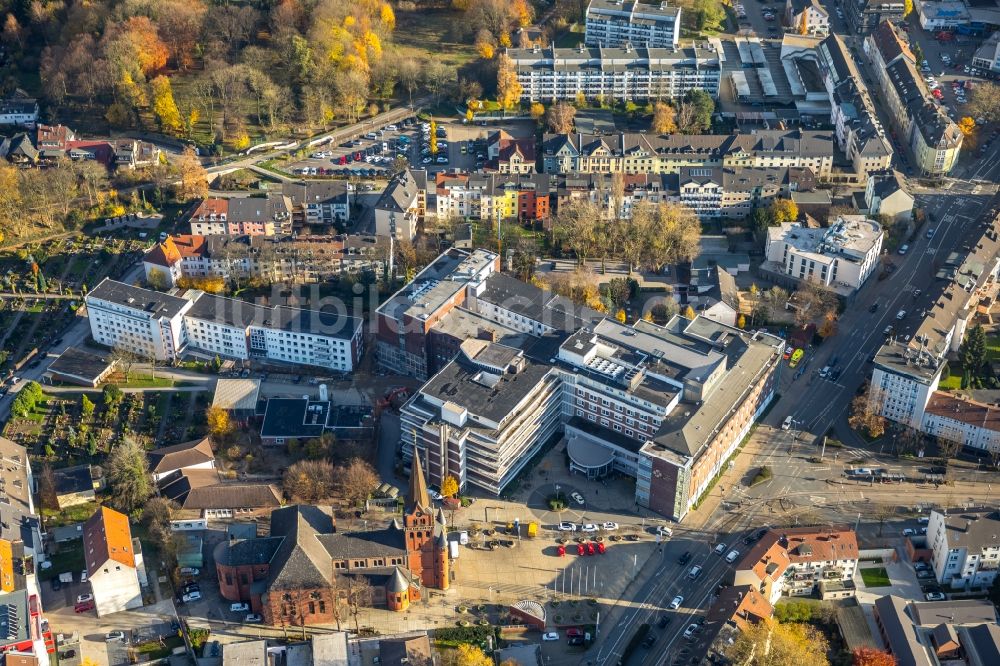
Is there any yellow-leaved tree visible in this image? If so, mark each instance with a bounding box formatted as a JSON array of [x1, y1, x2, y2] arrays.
[[496, 53, 522, 110], [206, 406, 232, 438], [150, 75, 182, 134], [441, 475, 459, 498]]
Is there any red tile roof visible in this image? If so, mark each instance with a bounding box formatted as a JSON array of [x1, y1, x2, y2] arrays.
[[925, 391, 1000, 432], [192, 199, 229, 219]]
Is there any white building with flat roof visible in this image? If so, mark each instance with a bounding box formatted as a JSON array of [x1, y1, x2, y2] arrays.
[[585, 0, 681, 49], [85, 279, 363, 372], [506, 46, 721, 103], [764, 216, 883, 293], [927, 509, 1000, 590]]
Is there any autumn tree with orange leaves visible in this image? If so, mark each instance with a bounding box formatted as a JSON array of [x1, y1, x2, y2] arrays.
[[852, 647, 896, 666]]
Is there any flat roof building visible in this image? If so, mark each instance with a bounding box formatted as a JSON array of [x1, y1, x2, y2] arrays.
[[585, 0, 681, 49]]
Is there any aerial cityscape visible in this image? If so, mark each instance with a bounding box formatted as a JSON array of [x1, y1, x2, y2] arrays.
[[2, 0, 1000, 664]]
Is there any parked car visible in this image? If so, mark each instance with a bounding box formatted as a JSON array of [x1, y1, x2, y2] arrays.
[[105, 631, 126, 643], [542, 631, 559, 641], [570, 492, 585, 505], [231, 603, 249, 612], [180, 567, 200, 577], [925, 592, 946, 601], [580, 523, 598, 533], [602, 522, 619, 531], [714, 543, 727, 555], [657, 525, 673, 537], [566, 628, 584, 638], [726, 549, 741, 563], [182, 591, 202, 603], [245, 614, 263, 623], [558, 522, 576, 532], [76, 594, 93, 604]]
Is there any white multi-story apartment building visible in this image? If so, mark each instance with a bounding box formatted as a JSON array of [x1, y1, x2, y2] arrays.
[[763, 216, 884, 294], [734, 527, 859, 603], [927, 509, 1000, 590], [86, 279, 192, 362], [85, 279, 363, 372], [375, 170, 427, 241], [584, 0, 681, 49], [870, 214, 1000, 434], [188, 196, 292, 237], [506, 45, 721, 103]]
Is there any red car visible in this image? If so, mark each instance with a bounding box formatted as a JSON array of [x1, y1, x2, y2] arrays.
[[74, 600, 95, 613], [567, 628, 584, 638], [587, 542, 596, 556], [577, 544, 585, 556], [338, 155, 347, 165], [557, 545, 566, 557], [597, 542, 606, 554], [354, 151, 362, 161]]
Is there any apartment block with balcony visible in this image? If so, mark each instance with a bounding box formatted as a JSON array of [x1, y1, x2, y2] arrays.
[[584, 0, 681, 49], [847, 0, 905, 35], [927, 509, 1000, 590], [541, 130, 834, 179], [734, 527, 859, 603], [86, 279, 363, 372], [188, 196, 292, 237], [506, 45, 720, 103], [870, 211, 1000, 433]]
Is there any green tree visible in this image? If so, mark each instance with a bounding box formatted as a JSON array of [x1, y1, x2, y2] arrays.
[[107, 438, 153, 515], [960, 324, 988, 381], [681, 89, 715, 133], [103, 384, 124, 407], [81, 394, 95, 419]]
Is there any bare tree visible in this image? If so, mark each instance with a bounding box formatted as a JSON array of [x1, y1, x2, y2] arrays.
[[334, 458, 379, 505], [347, 577, 372, 634], [111, 344, 140, 382]]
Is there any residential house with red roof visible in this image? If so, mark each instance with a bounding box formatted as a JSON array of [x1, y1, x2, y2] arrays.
[[83, 507, 145, 616]]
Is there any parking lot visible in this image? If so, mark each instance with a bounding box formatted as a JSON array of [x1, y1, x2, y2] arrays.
[[285, 118, 500, 180]]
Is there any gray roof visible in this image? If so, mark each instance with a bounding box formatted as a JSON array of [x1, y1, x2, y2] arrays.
[[376, 169, 423, 214], [183, 293, 262, 329], [227, 195, 290, 223], [260, 398, 328, 439], [543, 129, 833, 160], [46, 347, 114, 384], [267, 505, 338, 590], [476, 273, 605, 331], [417, 345, 554, 424], [281, 180, 349, 207], [213, 536, 283, 567], [53, 465, 93, 495], [911, 598, 998, 626], [387, 567, 411, 593], [222, 639, 267, 666], [874, 595, 934, 666], [88, 278, 191, 319], [379, 635, 433, 666], [958, 623, 1000, 666], [212, 379, 261, 412], [147, 437, 215, 474]]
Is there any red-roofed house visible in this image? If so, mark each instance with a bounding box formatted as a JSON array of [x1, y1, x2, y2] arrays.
[[487, 130, 537, 173], [65, 140, 116, 168], [83, 507, 145, 616], [733, 526, 858, 603], [35, 125, 76, 151]]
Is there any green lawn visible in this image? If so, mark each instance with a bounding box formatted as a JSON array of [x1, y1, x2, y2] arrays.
[[986, 334, 1000, 361], [860, 567, 891, 588], [42, 500, 100, 528], [38, 541, 85, 581], [134, 635, 184, 660], [939, 363, 964, 390], [111, 374, 175, 388], [554, 23, 586, 48]]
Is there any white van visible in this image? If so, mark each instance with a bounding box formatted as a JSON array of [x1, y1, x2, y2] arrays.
[[781, 415, 793, 431]]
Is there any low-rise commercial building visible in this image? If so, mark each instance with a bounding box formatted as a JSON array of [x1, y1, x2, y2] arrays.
[[874, 594, 1000, 666], [506, 46, 721, 103], [584, 0, 681, 49]]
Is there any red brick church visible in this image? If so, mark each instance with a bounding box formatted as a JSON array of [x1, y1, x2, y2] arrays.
[[213, 455, 449, 624]]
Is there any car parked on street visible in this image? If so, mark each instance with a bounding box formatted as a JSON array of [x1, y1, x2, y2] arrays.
[[558, 522, 576, 531], [542, 631, 559, 641]]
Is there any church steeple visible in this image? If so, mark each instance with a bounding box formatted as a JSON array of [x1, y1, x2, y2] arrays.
[[408, 451, 431, 512]]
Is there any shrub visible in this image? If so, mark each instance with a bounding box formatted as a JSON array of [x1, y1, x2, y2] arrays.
[[751, 466, 773, 486]]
